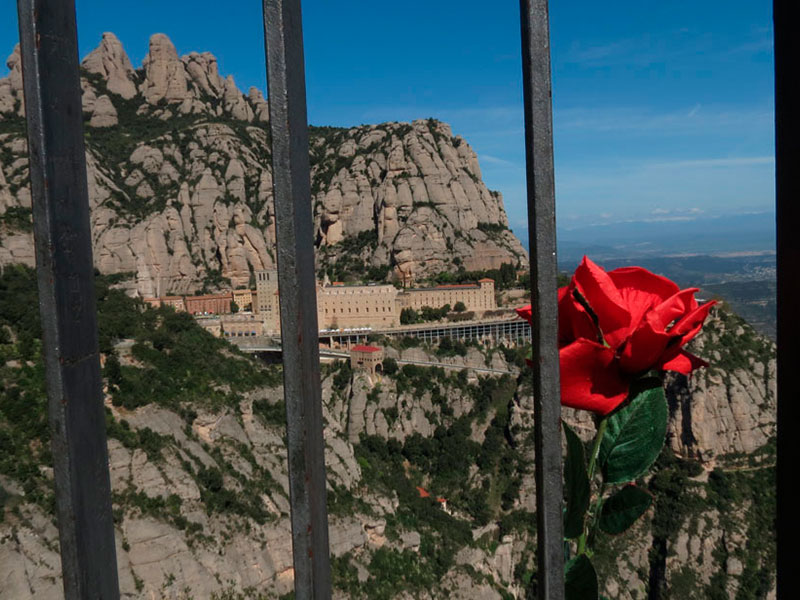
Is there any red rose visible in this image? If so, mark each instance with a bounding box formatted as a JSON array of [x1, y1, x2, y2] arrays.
[[517, 256, 714, 415]]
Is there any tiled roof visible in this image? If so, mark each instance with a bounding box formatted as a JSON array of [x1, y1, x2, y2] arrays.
[[352, 345, 382, 353]]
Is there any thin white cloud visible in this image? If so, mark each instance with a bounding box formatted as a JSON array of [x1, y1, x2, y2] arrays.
[[555, 105, 773, 137], [726, 37, 773, 56], [651, 156, 774, 169], [562, 28, 771, 69], [480, 154, 518, 168]]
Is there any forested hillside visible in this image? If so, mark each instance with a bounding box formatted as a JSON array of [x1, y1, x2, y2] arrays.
[[0, 266, 775, 599]]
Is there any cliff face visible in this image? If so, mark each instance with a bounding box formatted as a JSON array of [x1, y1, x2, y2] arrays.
[[0, 34, 527, 296], [0, 282, 776, 599]]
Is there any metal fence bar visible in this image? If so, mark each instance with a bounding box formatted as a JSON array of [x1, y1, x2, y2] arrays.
[[16, 1, 120, 598], [773, 1, 794, 597], [519, 0, 565, 598], [261, 1, 332, 598]]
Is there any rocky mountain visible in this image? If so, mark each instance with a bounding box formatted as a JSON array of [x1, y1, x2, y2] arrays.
[[0, 268, 775, 599], [0, 33, 527, 297]]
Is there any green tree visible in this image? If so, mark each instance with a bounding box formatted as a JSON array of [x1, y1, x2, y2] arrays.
[[104, 353, 123, 390], [400, 308, 419, 325], [453, 301, 466, 313], [382, 357, 398, 376]]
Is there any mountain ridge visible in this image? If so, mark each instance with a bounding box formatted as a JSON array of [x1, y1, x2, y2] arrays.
[[0, 33, 527, 296]]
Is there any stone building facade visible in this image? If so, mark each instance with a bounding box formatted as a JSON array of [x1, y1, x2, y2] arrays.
[[184, 293, 233, 315], [232, 289, 254, 311], [195, 314, 263, 338], [220, 313, 263, 338], [350, 345, 384, 375], [252, 269, 498, 331], [195, 316, 222, 337], [317, 283, 401, 330], [143, 296, 186, 311], [146, 271, 499, 335], [400, 279, 495, 313], [255, 269, 281, 334]]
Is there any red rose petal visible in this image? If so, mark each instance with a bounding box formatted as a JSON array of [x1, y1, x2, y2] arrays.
[[609, 267, 680, 302], [608, 267, 680, 341], [660, 349, 709, 374], [558, 282, 597, 344], [671, 300, 716, 339], [560, 339, 629, 416], [617, 315, 673, 374], [573, 257, 630, 344], [647, 288, 700, 332]]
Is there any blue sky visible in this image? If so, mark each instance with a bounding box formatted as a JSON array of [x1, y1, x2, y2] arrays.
[[0, 1, 774, 234]]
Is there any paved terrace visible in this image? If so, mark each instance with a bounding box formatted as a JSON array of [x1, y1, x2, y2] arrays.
[[234, 346, 518, 376], [231, 314, 531, 353]]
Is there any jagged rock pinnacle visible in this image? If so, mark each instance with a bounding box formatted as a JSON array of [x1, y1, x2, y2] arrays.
[[81, 32, 138, 99]]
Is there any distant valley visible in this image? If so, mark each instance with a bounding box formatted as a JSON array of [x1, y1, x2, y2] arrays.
[[511, 213, 777, 339]]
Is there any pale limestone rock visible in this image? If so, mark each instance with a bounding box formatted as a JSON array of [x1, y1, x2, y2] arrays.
[[0, 164, 13, 211], [0, 509, 63, 600], [141, 34, 188, 104], [158, 160, 181, 186], [665, 349, 776, 462], [400, 530, 421, 551], [129, 144, 164, 173], [223, 75, 254, 122], [183, 51, 226, 97], [135, 180, 154, 199], [225, 157, 246, 202], [339, 139, 357, 157], [124, 168, 145, 188], [88, 94, 119, 127], [5, 37, 525, 296], [247, 87, 270, 122], [0, 329, 778, 599], [81, 32, 138, 99], [0, 232, 35, 266], [80, 77, 98, 113], [0, 45, 24, 116], [191, 168, 222, 232]]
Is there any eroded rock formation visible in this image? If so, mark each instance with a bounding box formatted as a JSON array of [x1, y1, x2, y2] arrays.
[[0, 33, 526, 296]]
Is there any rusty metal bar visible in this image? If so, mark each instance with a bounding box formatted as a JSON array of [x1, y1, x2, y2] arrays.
[[261, 0, 332, 598], [773, 1, 794, 597], [519, 0, 565, 597], [16, 0, 120, 598]]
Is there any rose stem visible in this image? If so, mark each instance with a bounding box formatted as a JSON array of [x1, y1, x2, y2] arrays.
[[577, 415, 609, 555]]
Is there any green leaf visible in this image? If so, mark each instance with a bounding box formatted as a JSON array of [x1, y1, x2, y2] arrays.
[[599, 485, 653, 534], [563, 421, 590, 539], [598, 379, 667, 484], [565, 554, 598, 600]]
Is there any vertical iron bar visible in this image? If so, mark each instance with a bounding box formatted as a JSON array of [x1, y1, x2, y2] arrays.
[[16, 1, 120, 598], [261, 1, 332, 598], [520, 0, 565, 598], [773, 1, 795, 598]]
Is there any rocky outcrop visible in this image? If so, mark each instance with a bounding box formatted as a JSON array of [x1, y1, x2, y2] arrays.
[[88, 95, 119, 127], [81, 32, 138, 99], [665, 314, 776, 463], [0, 34, 525, 296], [0, 305, 776, 599], [140, 33, 189, 105], [0, 45, 23, 117]]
